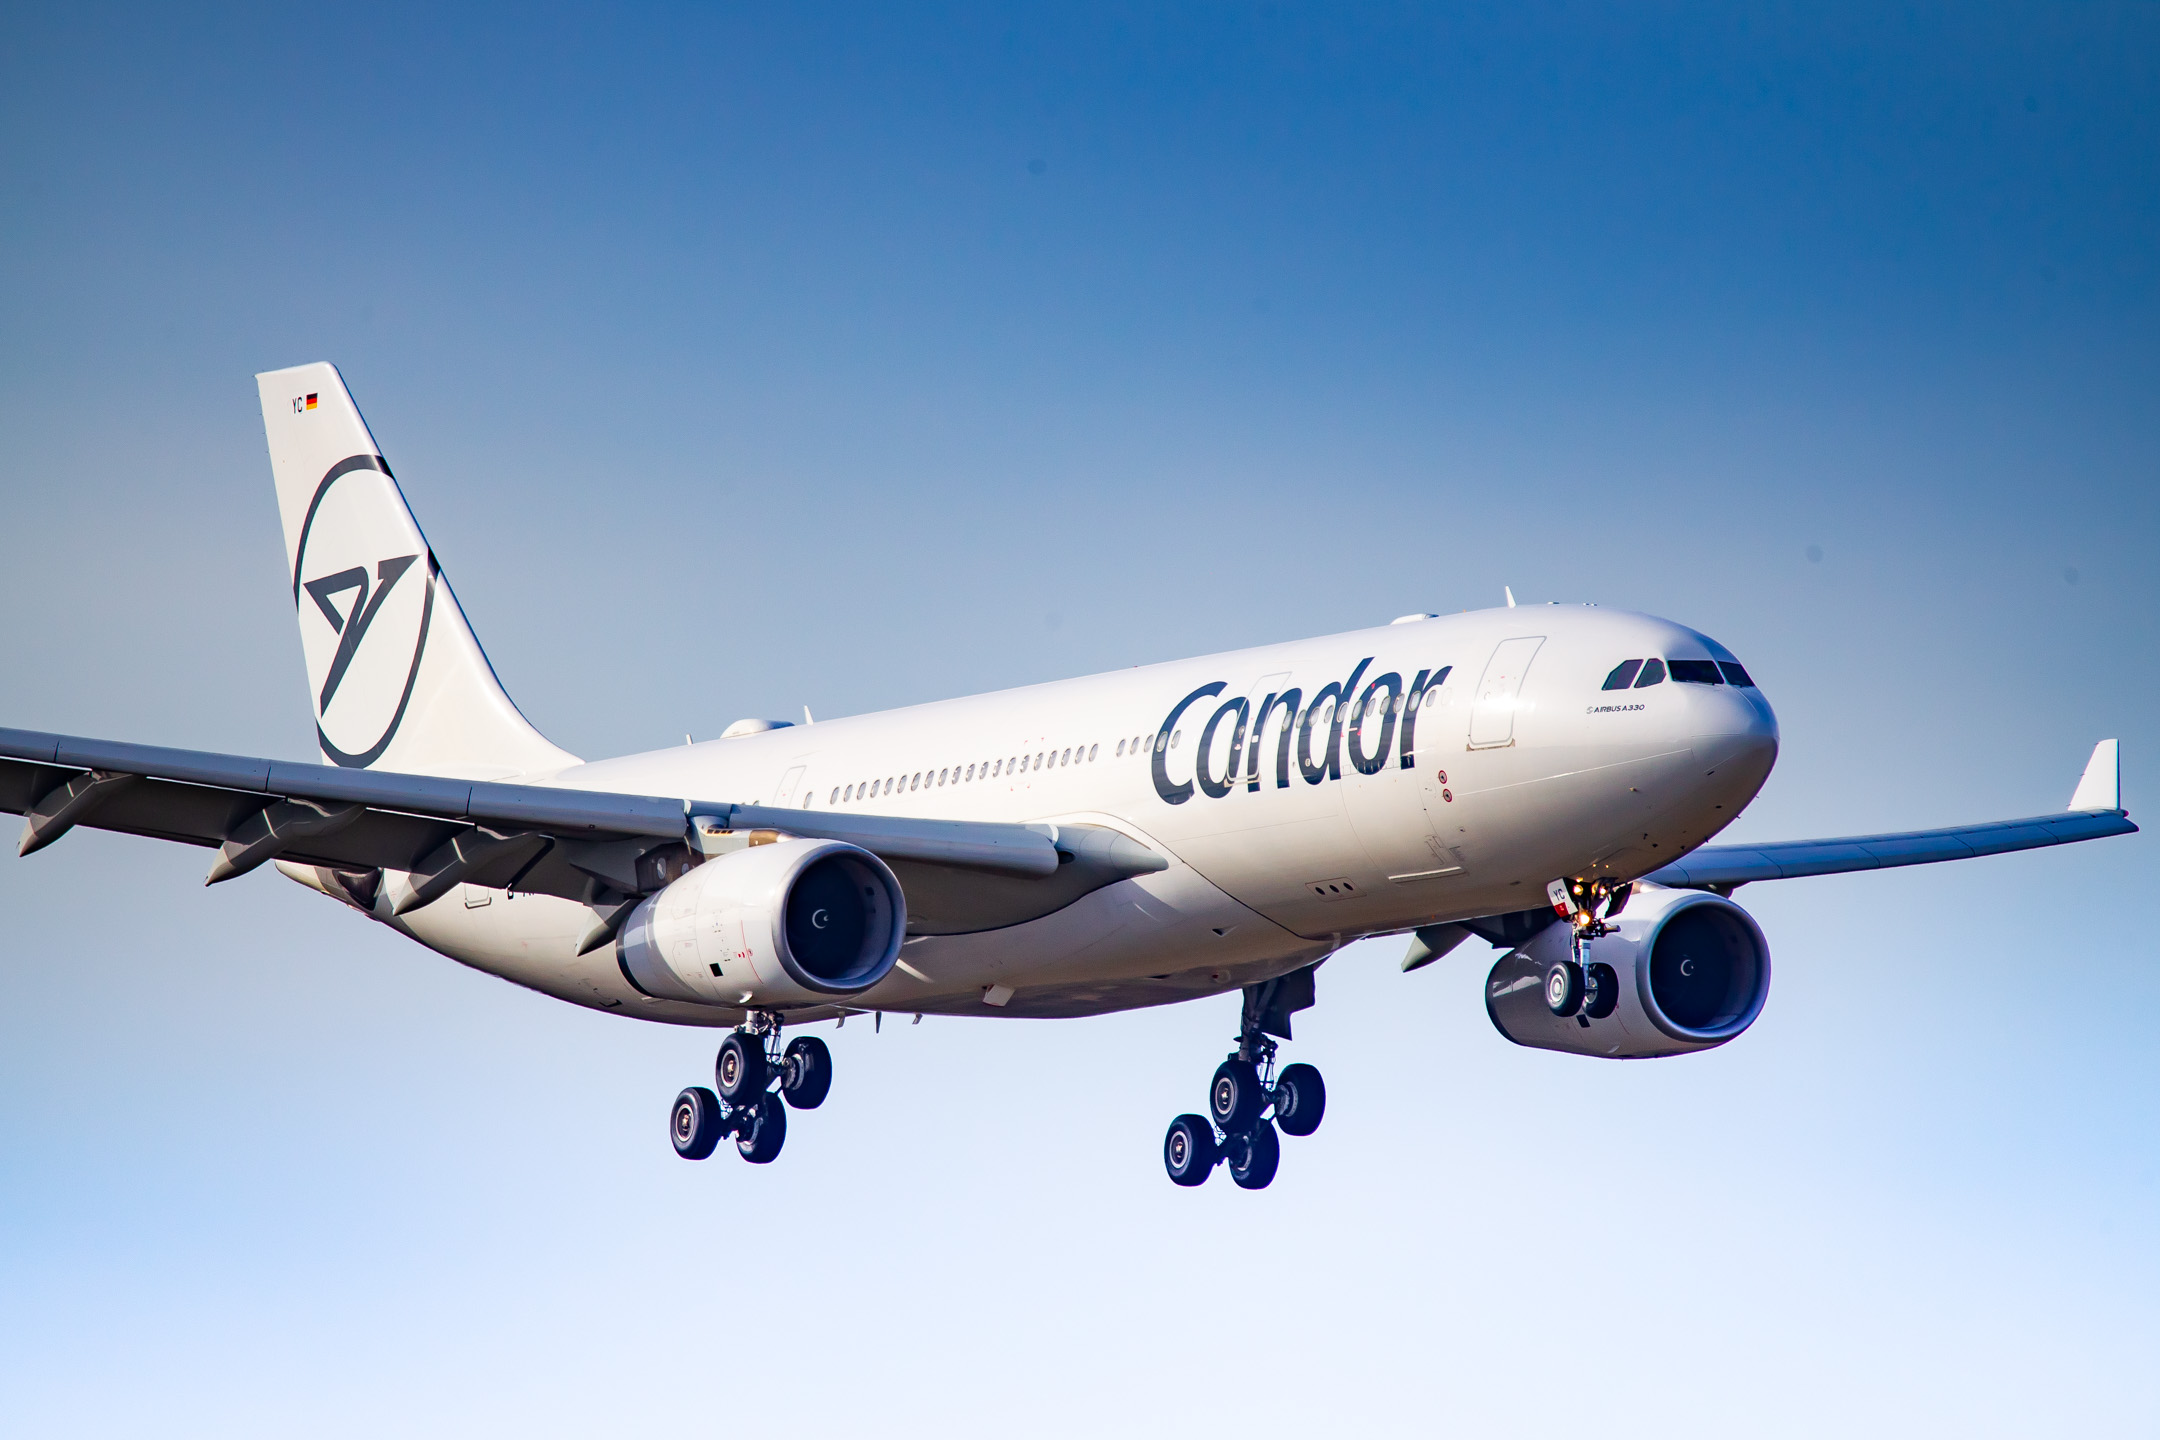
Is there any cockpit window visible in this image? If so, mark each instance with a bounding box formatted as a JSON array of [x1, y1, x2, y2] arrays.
[[1601, 659, 1644, 691], [1668, 660, 1724, 685], [1718, 661, 1756, 688], [1633, 658, 1666, 688]]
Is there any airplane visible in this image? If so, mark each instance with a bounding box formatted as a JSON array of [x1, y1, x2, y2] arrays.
[[0, 362, 2135, 1189]]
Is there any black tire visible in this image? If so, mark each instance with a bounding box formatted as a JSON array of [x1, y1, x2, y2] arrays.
[[736, 1092, 787, 1163], [1585, 962, 1620, 1020], [1273, 1062, 1327, 1138], [781, 1036, 833, 1110], [1210, 1059, 1264, 1134], [1229, 1119, 1281, 1190], [1163, 1113, 1218, 1186], [716, 1031, 769, 1102], [670, 1087, 723, 1160], [1545, 960, 1585, 1017]]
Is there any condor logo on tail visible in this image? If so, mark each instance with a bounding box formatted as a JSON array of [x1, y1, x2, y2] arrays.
[[291, 456, 436, 768], [304, 555, 418, 712]]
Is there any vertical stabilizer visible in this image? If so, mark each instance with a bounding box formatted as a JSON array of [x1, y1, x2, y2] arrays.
[[256, 363, 578, 780]]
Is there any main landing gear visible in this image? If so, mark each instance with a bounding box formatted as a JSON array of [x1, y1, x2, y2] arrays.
[[1163, 964, 1326, 1191], [670, 1013, 833, 1165]]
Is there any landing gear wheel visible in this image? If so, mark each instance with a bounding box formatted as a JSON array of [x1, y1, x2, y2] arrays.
[[1210, 1059, 1264, 1134], [1163, 1114, 1218, 1186], [716, 1031, 769, 1103], [736, 1092, 787, 1163], [781, 1036, 833, 1109], [670, 1087, 723, 1160], [1272, 1062, 1326, 1137], [1584, 962, 1619, 1020], [1545, 960, 1585, 1017], [1228, 1119, 1281, 1190]]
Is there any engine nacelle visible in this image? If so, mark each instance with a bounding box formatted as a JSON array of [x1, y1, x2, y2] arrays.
[[617, 837, 905, 1009], [1485, 884, 1770, 1058]]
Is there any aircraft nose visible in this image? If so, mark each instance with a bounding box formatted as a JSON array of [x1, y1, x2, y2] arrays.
[[1690, 682, 1780, 787]]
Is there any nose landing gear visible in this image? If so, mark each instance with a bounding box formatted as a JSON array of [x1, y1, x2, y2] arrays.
[[1161, 964, 1325, 1191], [1544, 879, 1628, 1027], [670, 1014, 833, 1164]]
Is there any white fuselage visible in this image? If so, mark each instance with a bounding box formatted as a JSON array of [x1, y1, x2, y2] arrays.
[[367, 605, 1779, 1026]]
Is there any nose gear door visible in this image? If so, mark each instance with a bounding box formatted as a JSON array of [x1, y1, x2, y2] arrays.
[[1468, 636, 1545, 750]]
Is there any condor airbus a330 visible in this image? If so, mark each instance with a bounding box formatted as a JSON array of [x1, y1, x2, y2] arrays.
[[2, 363, 2134, 1188]]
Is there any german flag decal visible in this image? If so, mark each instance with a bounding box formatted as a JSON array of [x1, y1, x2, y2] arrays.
[[305, 393, 318, 410]]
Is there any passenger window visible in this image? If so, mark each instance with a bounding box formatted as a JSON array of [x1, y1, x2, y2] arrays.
[[1062, 748, 1071, 766], [1668, 660, 1723, 685], [1719, 661, 1756, 688], [829, 788, 838, 804], [1602, 660, 1643, 691], [1089, 744, 1098, 761], [1634, 659, 1666, 688]]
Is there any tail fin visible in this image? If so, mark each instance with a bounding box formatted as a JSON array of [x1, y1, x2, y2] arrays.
[[255, 362, 578, 780]]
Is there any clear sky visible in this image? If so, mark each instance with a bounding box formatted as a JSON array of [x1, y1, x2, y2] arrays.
[[3, 4, 2156, 1434]]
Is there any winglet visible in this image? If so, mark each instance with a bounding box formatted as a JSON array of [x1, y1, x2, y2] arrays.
[[2069, 739, 2120, 813]]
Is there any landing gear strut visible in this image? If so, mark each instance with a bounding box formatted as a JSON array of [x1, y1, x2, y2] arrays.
[[671, 1013, 834, 1164], [1162, 964, 1326, 1190], [1544, 878, 1630, 1026]]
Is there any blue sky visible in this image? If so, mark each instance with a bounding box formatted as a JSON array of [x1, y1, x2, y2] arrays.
[[3, 5, 2156, 1434]]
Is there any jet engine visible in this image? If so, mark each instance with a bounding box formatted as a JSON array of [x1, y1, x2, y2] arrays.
[[616, 837, 905, 1008], [1485, 884, 1770, 1058]]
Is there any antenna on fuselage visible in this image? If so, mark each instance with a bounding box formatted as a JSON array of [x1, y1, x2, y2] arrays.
[[1504, 586, 1517, 608]]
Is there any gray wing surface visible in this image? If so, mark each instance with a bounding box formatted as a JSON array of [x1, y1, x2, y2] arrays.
[[1643, 809, 2135, 892], [0, 727, 1161, 935], [1644, 739, 2134, 893]]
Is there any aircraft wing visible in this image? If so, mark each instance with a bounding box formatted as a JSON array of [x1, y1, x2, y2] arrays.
[[1642, 739, 2135, 893], [0, 727, 1160, 935]]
